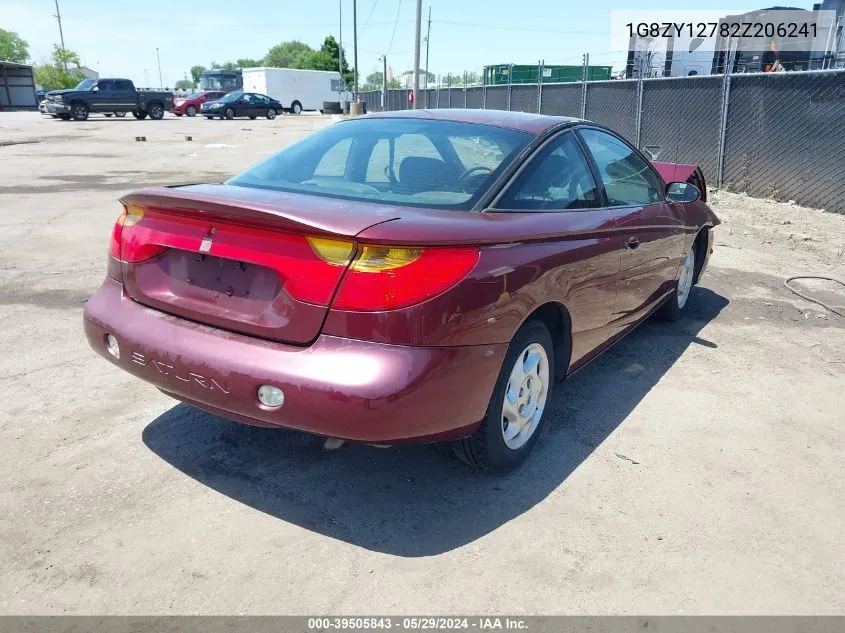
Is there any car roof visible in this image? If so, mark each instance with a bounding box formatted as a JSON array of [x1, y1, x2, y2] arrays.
[[361, 108, 581, 135]]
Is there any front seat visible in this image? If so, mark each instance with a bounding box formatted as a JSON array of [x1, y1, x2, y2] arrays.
[[398, 156, 457, 194]]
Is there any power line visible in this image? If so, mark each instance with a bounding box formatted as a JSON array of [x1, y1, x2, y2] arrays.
[[431, 19, 605, 35], [386, 0, 404, 55], [360, 0, 380, 35]]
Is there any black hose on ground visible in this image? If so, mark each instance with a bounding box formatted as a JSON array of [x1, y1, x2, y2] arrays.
[[784, 276, 845, 317]]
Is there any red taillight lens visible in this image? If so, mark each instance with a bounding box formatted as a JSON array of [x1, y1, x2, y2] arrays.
[[107, 204, 357, 306], [332, 245, 479, 311]]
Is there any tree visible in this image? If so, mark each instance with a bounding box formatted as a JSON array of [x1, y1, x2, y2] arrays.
[[0, 28, 29, 64], [33, 45, 84, 90], [174, 79, 194, 90], [236, 58, 263, 68], [190, 65, 206, 85], [264, 40, 313, 68], [362, 71, 401, 91], [400, 69, 435, 82]]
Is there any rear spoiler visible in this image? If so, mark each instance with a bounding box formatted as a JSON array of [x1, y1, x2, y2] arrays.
[[651, 162, 707, 202]]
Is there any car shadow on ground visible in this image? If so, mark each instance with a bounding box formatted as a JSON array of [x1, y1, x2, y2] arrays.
[[142, 287, 728, 557]]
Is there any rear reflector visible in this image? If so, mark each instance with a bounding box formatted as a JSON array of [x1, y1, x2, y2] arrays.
[[332, 245, 479, 311]]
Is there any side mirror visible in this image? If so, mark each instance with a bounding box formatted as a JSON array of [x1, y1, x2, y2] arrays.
[[666, 181, 700, 203]]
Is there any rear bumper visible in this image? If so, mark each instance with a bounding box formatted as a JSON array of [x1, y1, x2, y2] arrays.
[[83, 278, 506, 443]]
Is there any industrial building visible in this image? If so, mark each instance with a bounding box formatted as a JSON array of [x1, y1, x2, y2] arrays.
[[0, 61, 37, 110]]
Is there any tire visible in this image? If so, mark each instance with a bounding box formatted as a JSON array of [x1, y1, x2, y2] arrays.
[[290, 101, 302, 114], [174, 113, 183, 117], [185, 105, 197, 117], [70, 102, 89, 121], [147, 103, 165, 120], [205, 116, 213, 120], [104, 113, 113, 117], [225, 107, 235, 120], [656, 244, 696, 321], [249, 115, 256, 119], [114, 111, 127, 117], [132, 111, 147, 120], [266, 108, 277, 120], [452, 320, 555, 472], [58, 113, 71, 120]]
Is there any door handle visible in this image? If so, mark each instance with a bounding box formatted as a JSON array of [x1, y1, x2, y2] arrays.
[[626, 236, 640, 250]]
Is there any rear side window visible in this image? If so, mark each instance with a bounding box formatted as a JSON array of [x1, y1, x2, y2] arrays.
[[578, 128, 663, 206], [228, 118, 531, 210], [115, 80, 133, 91], [496, 132, 601, 211]]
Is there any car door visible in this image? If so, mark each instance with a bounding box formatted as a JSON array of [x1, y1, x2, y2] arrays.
[[576, 126, 685, 330], [113, 80, 135, 111], [91, 79, 115, 112], [491, 130, 622, 369]]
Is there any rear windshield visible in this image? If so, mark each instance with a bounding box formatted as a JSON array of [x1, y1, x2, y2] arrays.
[[227, 118, 532, 210]]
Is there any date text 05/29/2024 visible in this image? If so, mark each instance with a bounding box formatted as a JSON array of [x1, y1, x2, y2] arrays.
[[307, 617, 528, 631]]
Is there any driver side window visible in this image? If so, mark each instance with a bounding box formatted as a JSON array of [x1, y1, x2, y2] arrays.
[[495, 132, 601, 211]]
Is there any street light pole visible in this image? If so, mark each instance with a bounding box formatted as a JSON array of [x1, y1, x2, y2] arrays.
[[156, 48, 164, 90], [424, 6, 431, 92], [352, 0, 359, 101], [53, 0, 66, 49], [379, 54, 387, 108], [412, 0, 422, 108]]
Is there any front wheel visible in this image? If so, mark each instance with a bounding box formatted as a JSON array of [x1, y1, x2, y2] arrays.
[[224, 108, 235, 120], [71, 103, 89, 121], [453, 320, 554, 472], [147, 103, 165, 120], [132, 111, 147, 120], [290, 101, 302, 114], [266, 108, 277, 120], [57, 113, 71, 120], [114, 111, 127, 117], [185, 105, 197, 117], [656, 245, 696, 321]]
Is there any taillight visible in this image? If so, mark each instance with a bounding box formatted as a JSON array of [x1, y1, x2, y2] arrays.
[[331, 245, 479, 311], [109, 205, 165, 262]]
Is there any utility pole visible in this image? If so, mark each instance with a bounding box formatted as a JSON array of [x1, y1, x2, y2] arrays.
[[424, 6, 431, 92], [379, 55, 387, 108], [412, 0, 422, 108], [352, 0, 359, 101], [156, 48, 164, 90], [337, 0, 338, 97], [53, 0, 66, 49]]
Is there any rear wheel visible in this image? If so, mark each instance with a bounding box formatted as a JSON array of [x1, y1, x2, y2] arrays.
[[290, 101, 302, 114], [224, 107, 235, 120], [249, 115, 256, 119], [71, 102, 89, 121], [104, 113, 113, 117], [132, 111, 147, 120], [147, 103, 165, 120], [57, 113, 71, 120], [204, 116, 213, 120], [453, 320, 554, 472], [186, 105, 197, 117], [266, 108, 277, 120], [114, 111, 127, 117]]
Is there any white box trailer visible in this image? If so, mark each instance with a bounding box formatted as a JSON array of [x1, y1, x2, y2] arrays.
[[241, 67, 351, 113]]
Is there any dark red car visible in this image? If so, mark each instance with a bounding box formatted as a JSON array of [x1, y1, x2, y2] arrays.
[[171, 91, 226, 117], [83, 109, 719, 471]]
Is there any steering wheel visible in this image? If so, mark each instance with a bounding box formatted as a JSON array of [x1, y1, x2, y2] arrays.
[[457, 166, 493, 184]]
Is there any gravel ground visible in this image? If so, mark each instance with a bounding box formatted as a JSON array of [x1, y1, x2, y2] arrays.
[[0, 112, 843, 615]]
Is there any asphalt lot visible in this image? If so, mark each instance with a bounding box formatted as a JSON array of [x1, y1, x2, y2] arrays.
[[1, 111, 844, 614]]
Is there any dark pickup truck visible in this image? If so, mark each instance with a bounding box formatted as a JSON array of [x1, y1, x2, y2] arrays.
[[43, 78, 173, 121]]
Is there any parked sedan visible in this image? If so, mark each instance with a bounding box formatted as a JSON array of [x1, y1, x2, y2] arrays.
[[83, 109, 719, 472], [200, 91, 282, 120], [171, 91, 226, 117]]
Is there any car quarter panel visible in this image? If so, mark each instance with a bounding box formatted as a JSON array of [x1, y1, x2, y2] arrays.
[[323, 208, 622, 368]]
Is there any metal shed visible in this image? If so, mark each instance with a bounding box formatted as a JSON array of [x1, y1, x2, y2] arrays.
[[0, 61, 37, 110]]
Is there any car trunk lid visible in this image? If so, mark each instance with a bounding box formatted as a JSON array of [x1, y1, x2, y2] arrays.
[[115, 184, 401, 345]]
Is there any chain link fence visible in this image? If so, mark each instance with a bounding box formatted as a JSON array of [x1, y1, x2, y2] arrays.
[[356, 68, 845, 212]]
